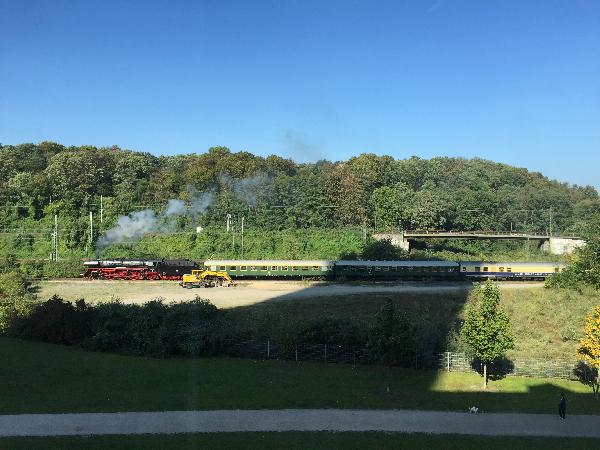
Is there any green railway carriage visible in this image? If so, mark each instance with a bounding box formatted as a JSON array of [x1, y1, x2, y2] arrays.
[[335, 260, 461, 280], [203, 259, 335, 278], [460, 261, 566, 280]]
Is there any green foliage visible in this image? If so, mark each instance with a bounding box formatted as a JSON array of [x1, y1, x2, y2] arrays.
[[158, 299, 232, 356], [460, 281, 514, 387], [0, 270, 35, 333], [548, 218, 600, 290], [13, 296, 232, 358], [0, 142, 597, 262], [367, 300, 415, 366], [296, 318, 366, 347], [361, 238, 407, 260], [14, 296, 93, 345], [461, 281, 514, 363]]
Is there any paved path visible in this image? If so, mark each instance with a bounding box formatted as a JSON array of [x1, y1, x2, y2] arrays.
[[1, 409, 599, 438]]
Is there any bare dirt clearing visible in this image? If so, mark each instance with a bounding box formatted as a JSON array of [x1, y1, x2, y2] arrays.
[[36, 279, 544, 308]]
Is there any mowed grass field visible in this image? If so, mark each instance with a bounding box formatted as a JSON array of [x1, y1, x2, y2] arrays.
[[1, 337, 599, 416], [3, 432, 599, 450]]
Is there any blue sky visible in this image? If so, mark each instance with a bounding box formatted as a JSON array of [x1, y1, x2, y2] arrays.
[[1, 0, 599, 187]]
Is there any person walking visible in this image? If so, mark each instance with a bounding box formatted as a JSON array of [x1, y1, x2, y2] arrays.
[[558, 393, 566, 420]]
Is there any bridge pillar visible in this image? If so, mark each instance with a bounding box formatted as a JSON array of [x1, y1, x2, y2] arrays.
[[372, 233, 411, 252], [541, 237, 585, 255]]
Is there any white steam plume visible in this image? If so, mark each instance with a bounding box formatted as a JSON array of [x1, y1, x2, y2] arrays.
[[95, 209, 159, 251], [164, 199, 186, 217], [96, 173, 271, 253]]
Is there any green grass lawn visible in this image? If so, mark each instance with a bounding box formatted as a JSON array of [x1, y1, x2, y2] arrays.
[[1, 337, 599, 415], [2, 433, 599, 450]]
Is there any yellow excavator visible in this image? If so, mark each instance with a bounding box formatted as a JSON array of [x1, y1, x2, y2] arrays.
[[180, 269, 235, 288]]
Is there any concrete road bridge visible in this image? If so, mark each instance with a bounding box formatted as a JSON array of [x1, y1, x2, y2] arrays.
[[373, 230, 585, 255]]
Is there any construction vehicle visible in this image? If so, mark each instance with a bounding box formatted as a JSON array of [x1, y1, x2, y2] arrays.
[[179, 269, 235, 288]]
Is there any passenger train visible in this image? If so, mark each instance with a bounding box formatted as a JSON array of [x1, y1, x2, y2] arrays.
[[82, 258, 565, 281]]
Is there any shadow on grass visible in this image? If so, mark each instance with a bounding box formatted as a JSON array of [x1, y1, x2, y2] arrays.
[[8, 277, 600, 415]]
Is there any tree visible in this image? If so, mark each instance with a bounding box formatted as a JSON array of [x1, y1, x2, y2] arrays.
[[367, 300, 415, 366], [362, 238, 406, 260], [548, 217, 600, 289], [577, 306, 600, 398], [460, 281, 514, 389]]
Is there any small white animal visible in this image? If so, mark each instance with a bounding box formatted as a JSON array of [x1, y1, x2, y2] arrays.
[[468, 406, 479, 414]]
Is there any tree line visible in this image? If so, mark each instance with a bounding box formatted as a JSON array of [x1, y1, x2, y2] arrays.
[[1, 142, 598, 258]]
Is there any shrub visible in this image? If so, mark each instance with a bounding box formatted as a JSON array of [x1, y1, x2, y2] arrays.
[[0, 270, 35, 333], [19, 296, 94, 345], [0, 271, 30, 298], [367, 300, 415, 366], [84, 301, 135, 352], [296, 317, 367, 347], [159, 298, 232, 356]]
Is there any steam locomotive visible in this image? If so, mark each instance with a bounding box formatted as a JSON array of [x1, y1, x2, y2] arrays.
[[81, 259, 200, 280]]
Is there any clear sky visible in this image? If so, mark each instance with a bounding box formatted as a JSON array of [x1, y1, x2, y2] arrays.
[[1, 0, 599, 187]]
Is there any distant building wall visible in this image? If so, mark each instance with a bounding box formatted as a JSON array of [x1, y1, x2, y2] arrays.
[[541, 237, 586, 255]]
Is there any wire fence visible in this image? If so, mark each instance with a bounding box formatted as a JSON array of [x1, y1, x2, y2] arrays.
[[224, 340, 595, 382], [439, 352, 594, 381]]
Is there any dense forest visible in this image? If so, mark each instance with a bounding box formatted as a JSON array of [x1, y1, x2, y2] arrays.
[[0, 142, 598, 264]]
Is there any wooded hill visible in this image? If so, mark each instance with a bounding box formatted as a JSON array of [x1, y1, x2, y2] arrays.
[[0, 142, 598, 261]]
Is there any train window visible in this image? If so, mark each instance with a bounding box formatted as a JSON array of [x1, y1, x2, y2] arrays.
[[462, 267, 466, 272], [250, 266, 257, 271], [407, 266, 413, 271], [220, 266, 226, 271], [555, 267, 559, 272], [240, 266, 247, 271], [507, 267, 512, 272], [301, 266, 309, 271], [483, 267, 489, 272], [230, 266, 237, 271], [499, 267, 504, 272], [383, 266, 389, 271], [261, 266, 268, 271], [375, 266, 381, 271], [475, 267, 481, 272], [312, 266, 319, 271], [292, 266, 298, 271], [272, 266, 278, 271], [282, 266, 288, 271]]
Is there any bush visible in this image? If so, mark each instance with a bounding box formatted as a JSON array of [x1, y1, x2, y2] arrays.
[[362, 239, 406, 260], [159, 298, 232, 356], [0, 271, 30, 298], [16, 259, 83, 280], [84, 301, 137, 352], [367, 300, 415, 366], [23, 296, 235, 358], [18, 296, 94, 345], [0, 254, 19, 273], [296, 318, 366, 347], [0, 270, 35, 333]]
